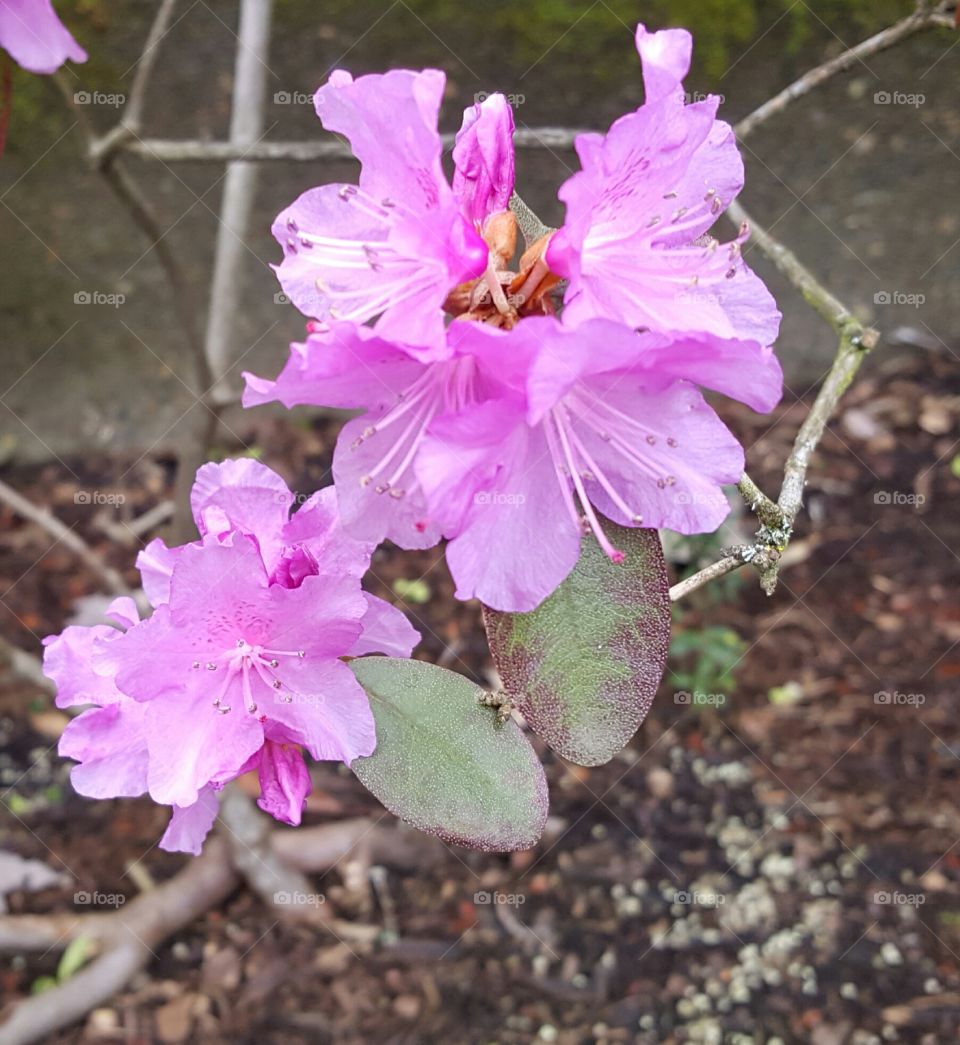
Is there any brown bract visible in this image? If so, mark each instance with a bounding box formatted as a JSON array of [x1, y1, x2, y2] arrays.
[[444, 213, 560, 330]]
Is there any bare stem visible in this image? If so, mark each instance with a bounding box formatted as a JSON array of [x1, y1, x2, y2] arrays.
[[669, 556, 743, 602], [727, 200, 879, 348], [103, 126, 592, 164], [735, 2, 954, 140], [203, 0, 274, 398], [0, 478, 128, 596], [123, 0, 180, 133]]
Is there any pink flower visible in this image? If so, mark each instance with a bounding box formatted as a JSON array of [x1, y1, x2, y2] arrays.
[[273, 68, 496, 356], [43, 461, 419, 854], [138, 458, 419, 656], [546, 24, 781, 348], [453, 93, 516, 231], [0, 0, 86, 74], [413, 317, 781, 611], [243, 323, 524, 551], [245, 23, 784, 613]]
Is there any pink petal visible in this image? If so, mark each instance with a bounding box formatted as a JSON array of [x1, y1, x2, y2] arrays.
[[104, 597, 139, 629], [269, 67, 488, 351], [136, 537, 180, 607], [190, 459, 294, 576], [315, 68, 450, 211], [159, 787, 220, 856], [331, 410, 442, 552], [637, 333, 783, 413], [415, 397, 528, 535], [547, 97, 716, 294], [281, 485, 373, 583], [567, 373, 743, 534], [635, 24, 692, 103], [43, 625, 123, 709], [256, 740, 311, 826], [262, 569, 367, 658], [273, 184, 480, 352], [453, 92, 516, 226], [440, 424, 583, 612], [243, 323, 427, 411], [349, 594, 420, 658], [0, 0, 86, 74], [266, 657, 376, 764], [60, 704, 149, 799], [145, 689, 263, 808], [649, 116, 744, 248]]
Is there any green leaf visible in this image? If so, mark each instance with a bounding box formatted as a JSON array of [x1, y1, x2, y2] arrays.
[[57, 936, 93, 982], [483, 523, 671, 767], [392, 577, 431, 604], [350, 658, 548, 852]]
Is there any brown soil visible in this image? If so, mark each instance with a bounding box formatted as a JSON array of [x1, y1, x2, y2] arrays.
[[1, 350, 959, 1044]]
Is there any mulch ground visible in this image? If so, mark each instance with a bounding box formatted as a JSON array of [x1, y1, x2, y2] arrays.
[[1, 349, 959, 1044]]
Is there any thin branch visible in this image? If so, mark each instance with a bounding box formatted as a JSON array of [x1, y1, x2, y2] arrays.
[[0, 812, 440, 1043], [218, 784, 327, 923], [0, 478, 129, 596], [669, 556, 742, 602], [0, 636, 53, 694], [776, 329, 872, 527], [107, 126, 591, 164], [737, 473, 787, 530], [735, 2, 954, 140], [727, 200, 879, 347], [204, 0, 274, 396], [0, 838, 238, 1045], [98, 160, 207, 371], [123, 0, 179, 133]]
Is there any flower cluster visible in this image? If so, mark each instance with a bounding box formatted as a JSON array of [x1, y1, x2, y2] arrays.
[[245, 24, 782, 612], [43, 460, 418, 854]]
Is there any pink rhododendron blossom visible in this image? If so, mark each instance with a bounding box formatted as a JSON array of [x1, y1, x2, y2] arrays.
[[546, 24, 781, 347], [138, 458, 418, 657], [243, 322, 525, 550], [245, 313, 781, 611], [273, 68, 494, 356], [412, 317, 780, 611], [0, 0, 86, 74], [245, 22, 784, 614], [43, 461, 419, 854]]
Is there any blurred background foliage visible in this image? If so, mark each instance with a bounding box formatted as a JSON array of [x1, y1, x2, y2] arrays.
[[18, 0, 917, 126]]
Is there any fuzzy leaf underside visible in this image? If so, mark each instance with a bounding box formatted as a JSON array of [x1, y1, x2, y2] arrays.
[[483, 523, 671, 766]]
